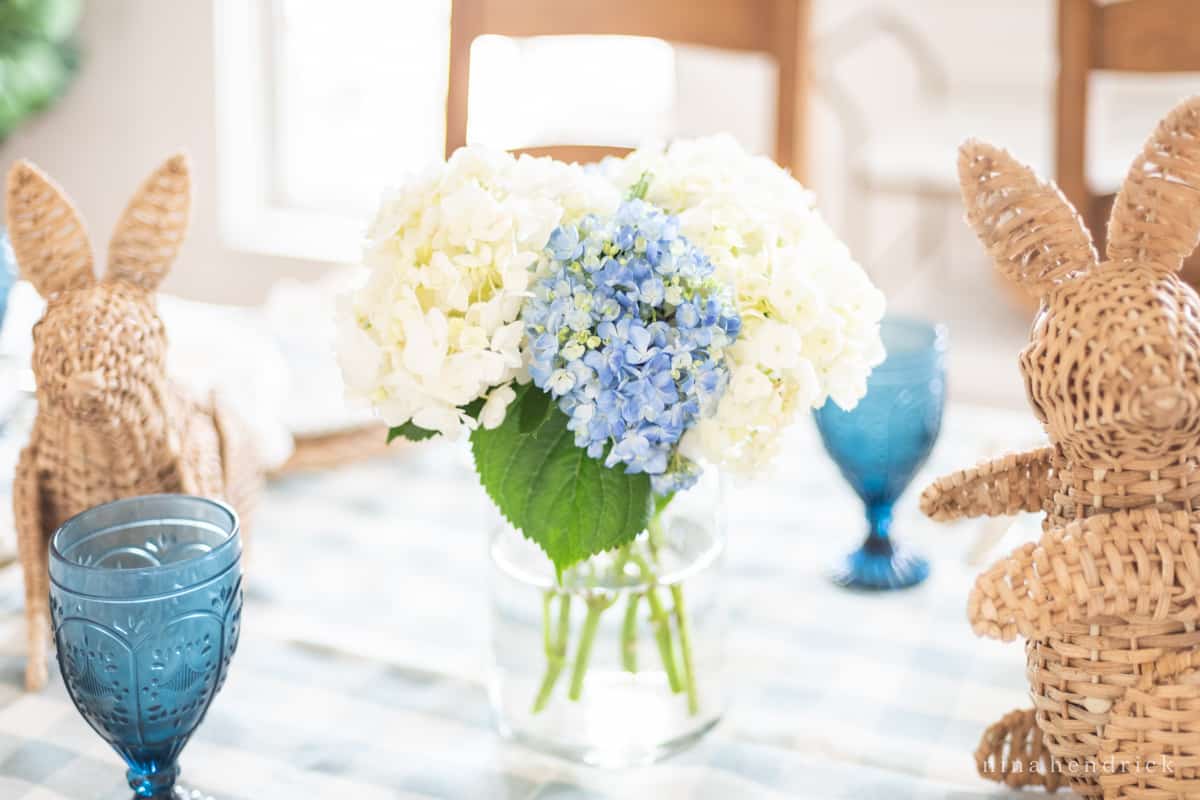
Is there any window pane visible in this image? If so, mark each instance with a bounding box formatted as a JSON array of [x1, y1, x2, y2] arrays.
[[271, 0, 451, 217]]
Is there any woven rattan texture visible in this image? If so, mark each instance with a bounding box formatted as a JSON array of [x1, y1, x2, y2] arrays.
[[920, 97, 1200, 798], [957, 142, 1098, 297], [5, 156, 261, 692], [975, 707, 1068, 792], [922, 447, 1055, 520]]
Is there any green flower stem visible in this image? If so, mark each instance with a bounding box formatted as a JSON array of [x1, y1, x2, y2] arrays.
[[531, 591, 572, 714], [568, 596, 613, 701], [612, 544, 633, 579], [650, 588, 683, 694], [613, 544, 639, 673], [555, 591, 572, 654], [671, 583, 700, 715], [648, 515, 665, 557], [621, 592, 641, 672], [630, 552, 682, 694], [541, 590, 553, 655], [535, 496, 697, 710]]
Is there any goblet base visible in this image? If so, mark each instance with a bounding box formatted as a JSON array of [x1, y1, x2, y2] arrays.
[[126, 761, 212, 799], [129, 787, 213, 800], [831, 540, 929, 590]]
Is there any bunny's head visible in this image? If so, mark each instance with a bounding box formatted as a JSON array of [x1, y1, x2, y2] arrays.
[[5, 155, 190, 425], [958, 98, 1200, 467]]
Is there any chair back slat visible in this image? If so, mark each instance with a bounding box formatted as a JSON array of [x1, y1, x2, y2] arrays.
[[471, 0, 774, 51], [1094, 0, 1200, 72], [1057, 0, 1200, 263], [446, 0, 810, 178], [512, 145, 633, 164]]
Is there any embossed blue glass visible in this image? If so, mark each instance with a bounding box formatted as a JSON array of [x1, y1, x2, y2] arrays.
[[814, 317, 946, 590], [49, 495, 242, 799], [0, 230, 15, 333]]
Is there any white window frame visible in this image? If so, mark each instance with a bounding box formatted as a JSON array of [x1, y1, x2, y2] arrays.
[[212, 0, 365, 264]]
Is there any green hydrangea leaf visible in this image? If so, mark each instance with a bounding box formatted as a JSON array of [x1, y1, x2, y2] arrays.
[[471, 384, 652, 577], [386, 397, 488, 444], [386, 421, 439, 443], [518, 385, 552, 434]]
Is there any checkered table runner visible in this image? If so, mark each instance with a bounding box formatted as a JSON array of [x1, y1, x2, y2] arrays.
[[0, 405, 1046, 799]]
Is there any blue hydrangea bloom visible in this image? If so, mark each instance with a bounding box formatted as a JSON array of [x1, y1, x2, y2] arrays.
[[523, 199, 741, 494]]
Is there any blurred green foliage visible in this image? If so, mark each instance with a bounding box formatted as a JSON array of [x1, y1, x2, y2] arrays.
[[0, 0, 81, 140]]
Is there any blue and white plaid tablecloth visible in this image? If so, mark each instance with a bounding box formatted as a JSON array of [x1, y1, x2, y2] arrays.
[[0, 404, 1049, 799]]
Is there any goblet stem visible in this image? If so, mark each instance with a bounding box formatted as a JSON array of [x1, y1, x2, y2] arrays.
[[832, 499, 929, 590], [863, 502, 895, 553], [127, 762, 179, 799]]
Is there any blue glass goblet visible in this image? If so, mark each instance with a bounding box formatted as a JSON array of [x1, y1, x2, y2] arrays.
[[814, 316, 946, 590], [0, 230, 14, 333], [49, 495, 243, 799]]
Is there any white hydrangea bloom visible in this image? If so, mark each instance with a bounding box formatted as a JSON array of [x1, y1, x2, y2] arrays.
[[605, 135, 886, 474], [336, 147, 619, 437]]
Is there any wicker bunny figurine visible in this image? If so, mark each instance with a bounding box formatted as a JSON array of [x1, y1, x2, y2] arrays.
[[6, 154, 260, 691], [921, 97, 1200, 799]]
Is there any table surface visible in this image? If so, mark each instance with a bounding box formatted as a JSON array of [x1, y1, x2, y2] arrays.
[[0, 402, 1052, 799]]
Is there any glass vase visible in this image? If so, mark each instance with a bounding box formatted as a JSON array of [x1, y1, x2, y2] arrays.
[[488, 468, 726, 767]]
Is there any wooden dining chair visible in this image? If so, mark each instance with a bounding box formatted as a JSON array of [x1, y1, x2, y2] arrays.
[[445, 0, 813, 180], [1057, 0, 1200, 280]]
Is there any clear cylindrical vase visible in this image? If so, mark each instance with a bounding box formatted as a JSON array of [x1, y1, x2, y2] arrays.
[[488, 469, 727, 767]]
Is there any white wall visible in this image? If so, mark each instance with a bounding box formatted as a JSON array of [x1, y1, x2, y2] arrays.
[[5, 0, 330, 304]]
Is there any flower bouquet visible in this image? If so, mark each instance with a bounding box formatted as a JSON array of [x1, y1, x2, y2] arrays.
[[337, 137, 884, 763]]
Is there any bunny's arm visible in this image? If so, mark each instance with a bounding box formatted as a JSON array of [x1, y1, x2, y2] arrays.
[[967, 509, 1194, 642], [920, 447, 1054, 523]]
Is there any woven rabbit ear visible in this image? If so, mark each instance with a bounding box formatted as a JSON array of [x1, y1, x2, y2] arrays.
[[1107, 96, 1200, 271], [5, 160, 95, 299], [106, 152, 191, 291], [958, 140, 1098, 297]]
